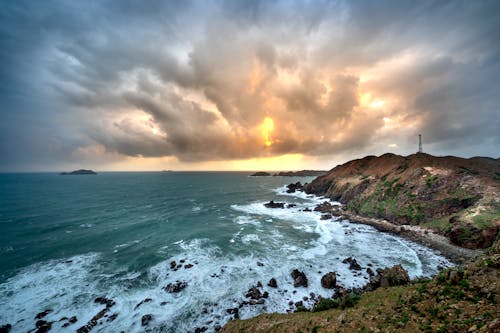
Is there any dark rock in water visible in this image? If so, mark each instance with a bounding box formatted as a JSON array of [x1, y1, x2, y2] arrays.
[[250, 172, 271, 177], [35, 309, 53, 319], [263, 292, 269, 298], [226, 308, 239, 319], [164, 281, 188, 293], [134, 298, 152, 310], [60, 169, 97, 175], [34, 321, 52, 333], [77, 308, 108, 333], [256, 261, 264, 267], [267, 278, 278, 288], [170, 261, 177, 269], [184, 264, 193, 269], [366, 267, 374, 276], [294, 301, 303, 307], [194, 327, 207, 333], [0, 324, 11, 333], [264, 200, 285, 209], [106, 314, 118, 322], [286, 203, 297, 208], [303, 207, 312, 212], [141, 314, 153, 326], [314, 201, 334, 213], [342, 257, 362, 271], [245, 286, 262, 299], [94, 297, 115, 308], [321, 272, 337, 289], [68, 316, 78, 324], [214, 324, 222, 332], [320, 213, 332, 220], [291, 269, 308, 287], [286, 182, 303, 193]]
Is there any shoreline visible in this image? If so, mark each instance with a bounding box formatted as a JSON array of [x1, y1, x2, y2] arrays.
[[338, 208, 483, 265]]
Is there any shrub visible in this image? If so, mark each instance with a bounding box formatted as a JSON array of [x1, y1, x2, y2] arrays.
[[312, 298, 339, 312]]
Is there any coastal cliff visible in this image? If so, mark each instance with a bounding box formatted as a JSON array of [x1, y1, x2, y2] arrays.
[[304, 153, 499, 249], [222, 153, 500, 333]]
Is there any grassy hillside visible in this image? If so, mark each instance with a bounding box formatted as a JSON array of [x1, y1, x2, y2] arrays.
[[304, 153, 499, 249]]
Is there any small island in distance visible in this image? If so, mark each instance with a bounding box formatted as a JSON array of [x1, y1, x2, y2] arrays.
[[250, 170, 327, 177], [60, 169, 97, 175]]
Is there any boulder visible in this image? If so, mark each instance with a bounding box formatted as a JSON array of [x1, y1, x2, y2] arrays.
[[314, 201, 333, 213], [291, 269, 308, 287], [76, 308, 108, 333], [0, 324, 11, 333], [141, 314, 153, 326], [35, 309, 53, 320], [286, 182, 303, 193], [321, 272, 337, 289], [378, 265, 410, 288], [226, 308, 239, 319], [194, 327, 207, 333], [267, 278, 278, 288], [94, 297, 115, 308], [34, 321, 52, 333], [134, 298, 152, 310], [342, 257, 362, 271], [449, 224, 498, 249], [245, 286, 262, 300], [164, 281, 188, 293], [264, 200, 285, 209], [320, 214, 332, 220]]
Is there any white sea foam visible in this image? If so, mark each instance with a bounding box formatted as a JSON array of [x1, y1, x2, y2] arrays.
[[0, 185, 453, 333]]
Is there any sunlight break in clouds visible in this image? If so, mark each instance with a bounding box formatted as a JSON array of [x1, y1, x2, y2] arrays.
[[0, 1, 499, 171]]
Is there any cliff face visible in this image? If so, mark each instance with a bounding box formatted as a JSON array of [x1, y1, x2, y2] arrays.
[[304, 153, 500, 248]]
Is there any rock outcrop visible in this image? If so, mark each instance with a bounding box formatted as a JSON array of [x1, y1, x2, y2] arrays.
[[264, 200, 285, 209], [291, 269, 308, 288], [320, 272, 337, 289]]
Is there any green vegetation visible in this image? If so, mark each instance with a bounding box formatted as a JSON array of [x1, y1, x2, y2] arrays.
[[422, 216, 453, 233], [312, 299, 338, 312], [472, 209, 500, 229]]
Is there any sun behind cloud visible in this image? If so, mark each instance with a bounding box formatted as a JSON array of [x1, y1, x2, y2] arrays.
[[261, 116, 274, 147]]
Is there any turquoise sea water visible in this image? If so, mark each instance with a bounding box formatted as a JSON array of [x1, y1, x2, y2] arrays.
[[0, 172, 452, 332]]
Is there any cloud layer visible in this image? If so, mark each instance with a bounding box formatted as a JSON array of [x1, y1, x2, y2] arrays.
[[1, 0, 499, 170]]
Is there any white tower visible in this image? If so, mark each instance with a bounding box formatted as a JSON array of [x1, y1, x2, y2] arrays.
[[418, 134, 423, 153]]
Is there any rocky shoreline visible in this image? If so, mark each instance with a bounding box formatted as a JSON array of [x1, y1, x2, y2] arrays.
[[341, 210, 483, 264], [280, 180, 483, 264]]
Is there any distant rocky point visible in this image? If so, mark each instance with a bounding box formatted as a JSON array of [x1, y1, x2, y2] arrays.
[[60, 169, 97, 175], [250, 170, 327, 177], [273, 170, 327, 177], [250, 171, 271, 176]]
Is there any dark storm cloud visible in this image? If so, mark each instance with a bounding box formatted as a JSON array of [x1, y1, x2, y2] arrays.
[[0, 0, 499, 170]]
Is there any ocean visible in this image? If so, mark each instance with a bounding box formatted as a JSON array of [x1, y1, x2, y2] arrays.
[[0, 172, 452, 332]]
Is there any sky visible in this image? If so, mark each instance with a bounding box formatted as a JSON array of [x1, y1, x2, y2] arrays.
[[0, 0, 499, 172]]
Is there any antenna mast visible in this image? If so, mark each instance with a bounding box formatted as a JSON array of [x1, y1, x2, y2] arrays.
[[418, 134, 423, 153]]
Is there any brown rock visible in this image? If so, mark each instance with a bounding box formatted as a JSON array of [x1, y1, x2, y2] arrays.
[[321, 272, 337, 289], [141, 314, 153, 326], [267, 278, 278, 288], [291, 269, 308, 287]]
